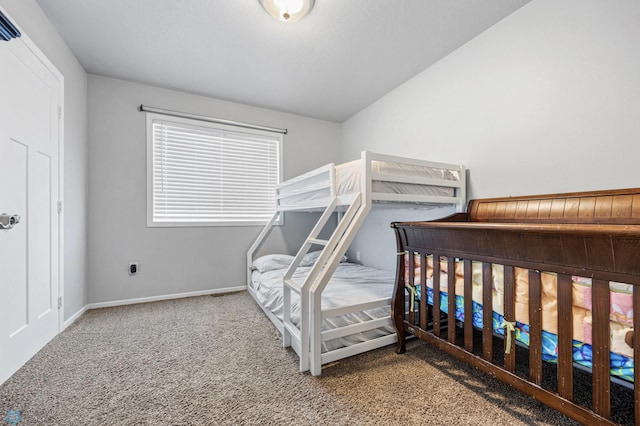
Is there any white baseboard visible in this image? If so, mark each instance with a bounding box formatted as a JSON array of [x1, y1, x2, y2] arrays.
[[62, 305, 88, 330], [85, 286, 247, 310], [61, 286, 246, 329]]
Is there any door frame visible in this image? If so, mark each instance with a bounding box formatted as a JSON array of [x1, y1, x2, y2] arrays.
[[1, 6, 65, 331]]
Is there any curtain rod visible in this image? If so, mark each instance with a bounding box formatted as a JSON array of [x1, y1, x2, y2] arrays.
[[138, 104, 287, 135]]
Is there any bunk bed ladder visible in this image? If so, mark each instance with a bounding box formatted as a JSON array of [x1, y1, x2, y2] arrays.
[[282, 196, 341, 370], [283, 194, 367, 373], [309, 194, 372, 375]]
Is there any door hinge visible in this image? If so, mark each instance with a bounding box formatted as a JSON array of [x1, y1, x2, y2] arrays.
[[58, 201, 62, 214], [58, 296, 62, 310], [57, 105, 62, 119]]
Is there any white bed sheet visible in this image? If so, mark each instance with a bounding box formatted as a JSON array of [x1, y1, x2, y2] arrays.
[[278, 158, 460, 207], [250, 262, 395, 352]]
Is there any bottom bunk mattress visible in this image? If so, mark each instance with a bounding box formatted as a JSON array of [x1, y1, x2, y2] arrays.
[[250, 253, 396, 352], [405, 254, 635, 383]]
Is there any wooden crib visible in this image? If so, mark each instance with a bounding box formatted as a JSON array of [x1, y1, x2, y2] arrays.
[[391, 188, 640, 425]]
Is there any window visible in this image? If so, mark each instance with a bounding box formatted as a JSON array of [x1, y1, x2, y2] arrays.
[[146, 113, 282, 227]]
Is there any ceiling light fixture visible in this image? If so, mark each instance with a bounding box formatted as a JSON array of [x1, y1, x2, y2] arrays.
[[259, 0, 315, 23]]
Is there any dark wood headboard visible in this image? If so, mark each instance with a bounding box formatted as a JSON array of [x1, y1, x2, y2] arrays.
[[467, 188, 640, 225], [391, 188, 640, 282]]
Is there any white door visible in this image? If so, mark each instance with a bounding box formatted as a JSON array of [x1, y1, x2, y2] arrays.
[[0, 28, 62, 385]]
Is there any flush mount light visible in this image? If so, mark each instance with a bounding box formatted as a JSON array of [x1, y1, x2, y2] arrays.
[[259, 0, 315, 23]]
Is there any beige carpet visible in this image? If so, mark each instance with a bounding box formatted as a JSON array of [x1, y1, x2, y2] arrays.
[[0, 292, 632, 425]]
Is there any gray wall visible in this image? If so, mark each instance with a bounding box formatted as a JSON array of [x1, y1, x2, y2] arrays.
[[87, 75, 341, 303], [341, 0, 640, 271], [8, 0, 639, 307], [0, 0, 89, 322]]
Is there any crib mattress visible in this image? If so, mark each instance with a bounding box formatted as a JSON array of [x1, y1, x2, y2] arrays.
[[406, 254, 635, 382], [421, 288, 635, 382], [250, 261, 395, 352]]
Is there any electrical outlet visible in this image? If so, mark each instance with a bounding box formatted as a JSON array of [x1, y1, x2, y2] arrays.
[[129, 262, 139, 275], [356, 251, 361, 261]]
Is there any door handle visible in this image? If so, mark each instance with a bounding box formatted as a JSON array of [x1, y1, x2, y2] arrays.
[[0, 213, 20, 230]]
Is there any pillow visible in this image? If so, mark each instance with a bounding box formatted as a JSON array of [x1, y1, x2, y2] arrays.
[[300, 250, 348, 267], [251, 254, 294, 273]]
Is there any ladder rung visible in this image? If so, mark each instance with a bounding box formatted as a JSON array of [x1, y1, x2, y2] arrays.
[[308, 238, 329, 246], [284, 279, 302, 292]]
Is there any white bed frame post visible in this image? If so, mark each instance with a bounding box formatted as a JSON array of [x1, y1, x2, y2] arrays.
[[282, 279, 292, 347], [458, 165, 467, 212], [246, 211, 280, 288]]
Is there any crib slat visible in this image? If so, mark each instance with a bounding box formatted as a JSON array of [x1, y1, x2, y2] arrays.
[[482, 262, 493, 362], [433, 254, 441, 338], [591, 279, 611, 419], [448, 257, 456, 343], [504, 265, 516, 373], [464, 260, 473, 352], [557, 273, 574, 401], [634, 286, 640, 423], [408, 253, 415, 325], [420, 253, 427, 330], [528, 270, 543, 385]]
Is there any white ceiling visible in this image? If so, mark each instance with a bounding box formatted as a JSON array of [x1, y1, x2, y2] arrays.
[[37, 0, 530, 122]]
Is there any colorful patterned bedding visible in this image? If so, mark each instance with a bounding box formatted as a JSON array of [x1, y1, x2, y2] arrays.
[[405, 254, 635, 382]]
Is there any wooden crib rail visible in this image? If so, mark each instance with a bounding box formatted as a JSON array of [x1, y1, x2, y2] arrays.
[[392, 221, 640, 283]]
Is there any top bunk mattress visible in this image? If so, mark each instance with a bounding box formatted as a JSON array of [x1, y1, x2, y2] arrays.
[[279, 158, 462, 208]]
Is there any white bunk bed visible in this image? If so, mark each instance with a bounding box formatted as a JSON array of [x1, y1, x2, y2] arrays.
[[247, 151, 466, 376]]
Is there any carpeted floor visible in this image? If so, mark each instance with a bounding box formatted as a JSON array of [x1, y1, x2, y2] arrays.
[[0, 292, 631, 425]]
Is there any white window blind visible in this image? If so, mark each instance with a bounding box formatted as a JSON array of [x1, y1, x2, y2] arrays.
[[147, 114, 281, 226]]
